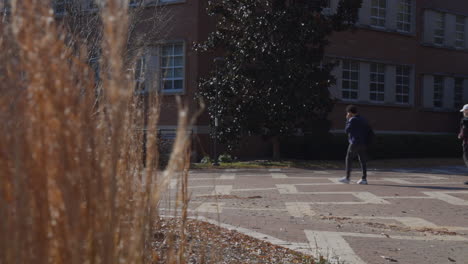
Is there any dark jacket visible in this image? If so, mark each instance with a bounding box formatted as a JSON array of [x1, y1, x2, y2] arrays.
[[345, 115, 372, 145], [459, 117, 468, 145]]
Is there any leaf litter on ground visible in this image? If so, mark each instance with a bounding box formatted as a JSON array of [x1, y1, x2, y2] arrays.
[[152, 218, 330, 264]]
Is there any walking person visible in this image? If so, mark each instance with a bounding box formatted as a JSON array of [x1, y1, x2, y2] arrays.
[[457, 104, 468, 185], [339, 105, 373, 184]]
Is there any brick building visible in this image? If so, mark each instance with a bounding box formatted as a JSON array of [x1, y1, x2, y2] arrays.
[[2, 0, 467, 159], [166, 0, 468, 159], [326, 0, 468, 135]]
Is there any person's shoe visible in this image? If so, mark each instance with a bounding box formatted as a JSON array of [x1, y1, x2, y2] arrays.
[[338, 177, 350, 184], [464, 181, 468, 185], [357, 179, 368, 185]]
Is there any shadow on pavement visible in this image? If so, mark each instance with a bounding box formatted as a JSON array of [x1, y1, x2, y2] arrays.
[[370, 184, 468, 191]]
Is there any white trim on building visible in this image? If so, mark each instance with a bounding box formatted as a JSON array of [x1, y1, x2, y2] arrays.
[[356, 0, 415, 35], [422, 74, 466, 111], [423, 9, 468, 50], [332, 59, 415, 107]]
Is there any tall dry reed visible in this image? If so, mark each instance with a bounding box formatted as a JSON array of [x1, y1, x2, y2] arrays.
[[0, 0, 191, 263]]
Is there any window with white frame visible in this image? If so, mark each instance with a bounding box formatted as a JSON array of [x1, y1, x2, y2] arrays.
[[397, 0, 411, 32], [433, 76, 444, 108], [89, 54, 100, 82], [434, 12, 445, 46], [1, 0, 10, 11], [129, 0, 145, 6], [88, 0, 98, 9], [370, 0, 386, 28], [53, 0, 71, 14], [161, 43, 184, 92], [369, 63, 385, 102], [456, 16, 465, 49], [321, 0, 332, 15], [341, 60, 359, 100], [395, 65, 410, 104], [455, 78, 464, 109], [130, 0, 179, 5], [134, 56, 146, 92]]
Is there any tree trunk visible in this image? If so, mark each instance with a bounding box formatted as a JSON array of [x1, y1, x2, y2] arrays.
[[272, 136, 281, 160]]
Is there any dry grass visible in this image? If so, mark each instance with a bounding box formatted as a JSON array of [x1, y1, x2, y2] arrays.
[[0, 1, 192, 263], [0, 1, 376, 263]]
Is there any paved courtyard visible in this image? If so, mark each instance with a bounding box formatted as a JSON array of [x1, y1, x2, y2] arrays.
[[161, 167, 468, 264]]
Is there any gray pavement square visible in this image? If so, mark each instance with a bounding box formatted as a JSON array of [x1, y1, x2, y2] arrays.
[[162, 168, 468, 264]]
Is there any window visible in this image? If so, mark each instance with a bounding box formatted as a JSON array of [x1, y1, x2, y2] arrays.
[[370, 0, 386, 28], [161, 43, 184, 92], [369, 63, 385, 102], [456, 16, 465, 49], [395, 65, 410, 104], [130, 0, 179, 5], [88, 0, 98, 9], [433, 76, 444, 108], [455, 78, 464, 109], [397, 0, 411, 32], [1, 0, 10, 12], [341, 60, 359, 100], [134, 56, 146, 92], [129, 0, 142, 6], [434, 12, 445, 46], [89, 56, 100, 83], [321, 0, 333, 15], [53, 0, 70, 14]]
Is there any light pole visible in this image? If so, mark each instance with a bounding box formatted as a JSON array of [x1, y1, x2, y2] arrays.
[[212, 57, 225, 166]]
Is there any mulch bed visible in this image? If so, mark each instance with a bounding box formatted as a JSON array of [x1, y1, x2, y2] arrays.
[[152, 218, 328, 264]]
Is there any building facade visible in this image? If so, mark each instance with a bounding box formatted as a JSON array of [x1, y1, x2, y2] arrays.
[[326, 0, 468, 134], [3, 0, 467, 159]]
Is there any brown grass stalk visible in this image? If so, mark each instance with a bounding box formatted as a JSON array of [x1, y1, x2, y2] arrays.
[[0, 0, 191, 263]]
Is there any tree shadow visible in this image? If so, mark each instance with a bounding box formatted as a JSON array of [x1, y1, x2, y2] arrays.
[[374, 166, 467, 176], [370, 184, 468, 191]]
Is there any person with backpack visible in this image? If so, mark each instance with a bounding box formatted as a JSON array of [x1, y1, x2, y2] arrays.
[[457, 104, 468, 185], [339, 105, 374, 185]]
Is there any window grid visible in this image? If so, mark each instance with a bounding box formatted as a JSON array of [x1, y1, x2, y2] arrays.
[[1, 0, 10, 11], [370, 0, 386, 28], [134, 56, 146, 92], [161, 43, 184, 92], [455, 78, 464, 109], [129, 0, 139, 5], [369, 63, 385, 102], [88, 0, 98, 9], [131, 0, 177, 4], [396, 66, 410, 104], [341, 60, 359, 100], [53, 0, 70, 14], [456, 16, 465, 49], [397, 0, 411, 32], [434, 12, 445, 46], [433, 76, 444, 108]]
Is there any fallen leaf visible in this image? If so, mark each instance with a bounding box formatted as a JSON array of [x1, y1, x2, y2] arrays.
[[381, 233, 390, 238], [381, 256, 398, 262]]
